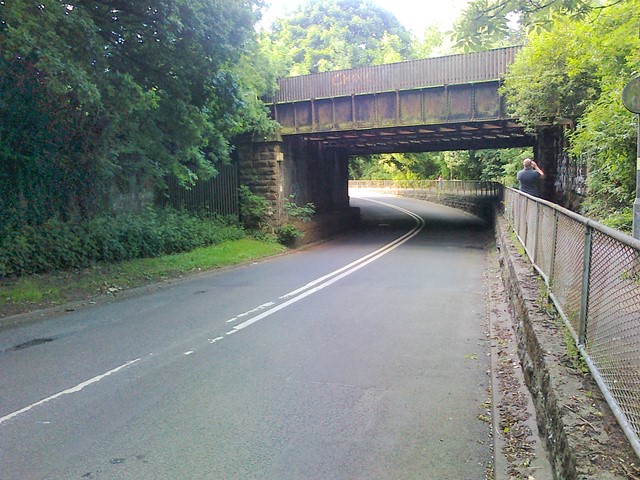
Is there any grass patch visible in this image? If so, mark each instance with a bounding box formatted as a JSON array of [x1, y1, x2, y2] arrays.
[[0, 238, 286, 317], [509, 228, 527, 257], [2, 278, 62, 304]]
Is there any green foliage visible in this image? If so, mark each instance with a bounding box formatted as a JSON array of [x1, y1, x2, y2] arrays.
[[0, 239, 286, 314], [0, 0, 275, 231], [501, 0, 639, 219], [473, 148, 533, 185], [349, 148, 530, 183], [0, 209, 245, 277], [275, 196, 316, 246], [500, 16, 602, 131], [264, 0, 416, 76], [413, 25, 452, 58], [599, 209, 633, 234], [238, 185, 272, 230], [275, 224, 305, 246], [452, 0, 605, 52], [349, 153, 441, 180], [282, 195, 315, 222], [238, 188, 315, 245]]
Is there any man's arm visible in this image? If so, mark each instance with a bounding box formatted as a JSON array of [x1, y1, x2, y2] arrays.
[[531, 161, 545, 177]]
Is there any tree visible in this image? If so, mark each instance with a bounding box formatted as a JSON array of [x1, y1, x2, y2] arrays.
[[452, 0, 607, 51], [0, 0, 275, 230], [499, 16, 602, 131], [500, 0, 639, 223], [349, 153, 441, 180], [265, 0, 415, 75]]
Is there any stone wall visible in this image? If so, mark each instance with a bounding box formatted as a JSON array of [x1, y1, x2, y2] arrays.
[[236, 133, 285, 221], [235, 134, 355, 241]]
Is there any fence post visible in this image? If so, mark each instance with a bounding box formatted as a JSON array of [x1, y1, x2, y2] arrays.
[[548, 209, 558, 283], [578, 225, 593, 346], [522, 197, 529, 247], [531, 201, 540, 263]]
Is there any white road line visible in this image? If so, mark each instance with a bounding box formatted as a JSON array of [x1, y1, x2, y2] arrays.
[[226, 302, 275, 323], [0, 358, 141, 426], [2, 199, 421, 427], [227, 197, 425, 334], [280, 197, 424, 300]]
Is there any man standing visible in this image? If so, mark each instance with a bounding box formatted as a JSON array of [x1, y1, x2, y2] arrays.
[[517, 158, 545, 197]]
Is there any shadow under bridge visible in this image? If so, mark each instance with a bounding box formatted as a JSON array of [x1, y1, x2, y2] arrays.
[[236, 48, 529, 237], [349, 180, 503, 224]]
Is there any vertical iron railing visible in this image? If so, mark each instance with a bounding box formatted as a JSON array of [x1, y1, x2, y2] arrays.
[[165, 162, 239, 218]]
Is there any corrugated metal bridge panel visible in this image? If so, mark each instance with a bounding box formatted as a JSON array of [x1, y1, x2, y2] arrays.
[[268, 46, 532, 155], [270, 46, 521, 103]]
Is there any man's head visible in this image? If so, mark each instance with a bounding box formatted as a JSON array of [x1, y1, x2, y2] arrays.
[[523, 158, 533, 169]]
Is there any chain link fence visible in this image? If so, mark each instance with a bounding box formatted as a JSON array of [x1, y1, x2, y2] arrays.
[[504, 188, 640, 458]]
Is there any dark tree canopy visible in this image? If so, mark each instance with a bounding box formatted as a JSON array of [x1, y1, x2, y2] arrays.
[[0, 0, 274, 229]]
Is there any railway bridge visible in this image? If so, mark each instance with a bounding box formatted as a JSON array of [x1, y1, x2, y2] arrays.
[[236, 46, 563, 225]]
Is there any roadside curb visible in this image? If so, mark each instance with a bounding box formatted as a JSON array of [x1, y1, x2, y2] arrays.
[[486, 240, 553, 479]]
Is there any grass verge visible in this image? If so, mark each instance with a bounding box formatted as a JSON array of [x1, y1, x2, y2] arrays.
[[0, 238, 286, 318]]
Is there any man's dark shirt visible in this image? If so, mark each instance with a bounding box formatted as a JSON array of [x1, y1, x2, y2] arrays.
[[517, 168, 541, 197]]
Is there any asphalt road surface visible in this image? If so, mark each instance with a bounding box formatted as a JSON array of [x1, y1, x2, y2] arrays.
[[1, 194, 494, 480]]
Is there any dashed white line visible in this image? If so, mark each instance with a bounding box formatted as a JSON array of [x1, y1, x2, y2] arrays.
[[0, 359, 141, 426], [226, 302, 276, 323], [2, 199, 422, 427]]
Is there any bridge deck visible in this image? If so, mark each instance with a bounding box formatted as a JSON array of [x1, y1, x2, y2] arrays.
[[268, 47, 533, 154]]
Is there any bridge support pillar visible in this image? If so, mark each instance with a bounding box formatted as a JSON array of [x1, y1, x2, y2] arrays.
[[280, 137, 350, 213], [236, 133, 285, 226], [236, 133, 352, 237]]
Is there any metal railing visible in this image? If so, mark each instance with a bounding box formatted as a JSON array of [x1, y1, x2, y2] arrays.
[[504, 188, 640, 458], [165, 162, 239, 217], [349, 180, 502, 223], [349, 179, 502, 197], [270, 46, 522, 103]]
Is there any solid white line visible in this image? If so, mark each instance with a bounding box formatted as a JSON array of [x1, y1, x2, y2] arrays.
[[279, 198, 424, 300], [0, 358, 141, 426], [229, 197, 425, 334]]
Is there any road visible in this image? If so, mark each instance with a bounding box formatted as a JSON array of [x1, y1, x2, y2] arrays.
[[1, 194, 494, 480]]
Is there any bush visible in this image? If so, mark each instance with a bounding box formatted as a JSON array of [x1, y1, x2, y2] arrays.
[[0, 208, 245, 277], [275, 196, 315, 246], [275, 224, 304, 246], [599, 209, 633, 234], [238, 185, 271, 230]]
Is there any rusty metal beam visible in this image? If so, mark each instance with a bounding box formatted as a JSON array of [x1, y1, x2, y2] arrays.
[[268, 47, 532, 154]]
